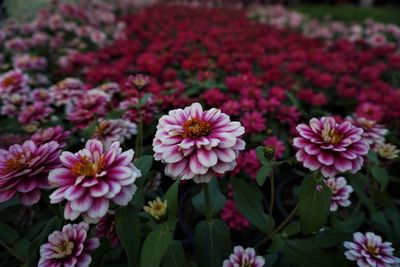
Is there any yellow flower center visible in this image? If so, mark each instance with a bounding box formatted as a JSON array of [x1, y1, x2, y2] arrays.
[[367, 245, 379, 257], [321, 129, 342, 145], [4, 153, 30, 174], [56, 241, 74, 257], [1, 76, 16, 88], [182, 118, 212, 139], [71, 156, 105, 178]]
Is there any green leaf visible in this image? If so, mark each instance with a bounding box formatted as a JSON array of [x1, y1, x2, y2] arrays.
[[369, 165, 389, 191], [367, 151, 380, 164], [161, 241, 190, 267], [256, 163, 272, 186], [116, 205, 141, 267], [264, 253, 279, 267], [140, 224, 173, 267], [192, 179, 226, 217], [135, 155, 153, 177], [231, 178, 271, 233], [0, 222, 19, 243], [282, 221, 300, 237], [194, 219, 231, 267], [349, 174, 373, 208], [268, 235, 285, 253], [256, 146, 267, 164], [105, 109, 124, 119], [139, 93, 152, 105], [331, 211, 365, 233], [313, 227, 351, 248], [298, 177, 331, 235], [164, 180, 180, 224], [281, 239, 338, 267]]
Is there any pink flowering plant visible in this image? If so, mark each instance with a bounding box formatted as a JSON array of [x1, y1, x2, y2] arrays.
[[0, 1, 400, 267]]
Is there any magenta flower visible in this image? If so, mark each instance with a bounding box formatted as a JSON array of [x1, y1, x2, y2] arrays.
[[293, 117, 369, 178], [39, 222, 99, 267], [31, 126, 71, 148], [50, 78, 84, 106], [0, 140, 61, 205], [49, 139, 141, 223], [344, 232, 400, 267], [324, 176, 353, 211], [153, 102, 245, 183], [66, 90, 110, 129], [347, 116, 388, 148], [221, 199, 250, 231], [95, 210, 119, 247], [223, 246, 265, 267], [93, 119, 137, 147], [0, 69, 29, 94]]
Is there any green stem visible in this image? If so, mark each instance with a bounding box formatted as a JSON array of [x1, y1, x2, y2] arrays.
[[203, 183, 212, 221], [268, 166, 275, 236], [135, 91, 143, 157], [254, 203, 300, 249], [268, 167, 275, 219], [0, 241, 26, 263]]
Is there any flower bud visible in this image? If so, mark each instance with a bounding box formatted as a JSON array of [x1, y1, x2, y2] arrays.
[[263, 145, 275, 160]]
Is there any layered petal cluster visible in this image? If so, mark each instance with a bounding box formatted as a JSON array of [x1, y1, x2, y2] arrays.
[[0, 140, 61, 205], [344, 232, 400, 267], [39, 222, 99, 267], [95, 210, 120, 247], [31, 126, 71, 148], [325, 176, 353, 211], [347, 116, 388, 148], [153, 102, 245, 183], [49, 139, 141, 223], [223, 246, 265, 267], [293, 117, 369, 178], [93, 119, 137, 147]]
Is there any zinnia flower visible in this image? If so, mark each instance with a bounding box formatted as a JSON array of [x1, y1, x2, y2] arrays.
[[347, 116, 387, 148], [153, 102, 245, 183], [31, 126, 71, 148], [223, 246, 265, 267], [376, 143, 399, 160], [325, 176, 353, 211], [293, 117, 369, 178], [49, 139, 141, 223], [0, 140, 61, 205], [39, 222, 99, 267], [344, 232, 400, 267], [143, 197, 167, 220], [93, 119, 137, 147], [95, 210, 119, 247]]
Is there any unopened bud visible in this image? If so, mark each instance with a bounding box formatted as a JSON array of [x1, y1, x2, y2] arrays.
[[263, 145, 275, 160]]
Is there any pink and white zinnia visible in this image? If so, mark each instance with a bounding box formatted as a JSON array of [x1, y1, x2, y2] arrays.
[[49, 139, 141, 223], [293, 117, 369, 178], [153, 102, 245, 183]]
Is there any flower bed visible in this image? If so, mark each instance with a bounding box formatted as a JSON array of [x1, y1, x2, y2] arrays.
[[0, 2, 399, 267]]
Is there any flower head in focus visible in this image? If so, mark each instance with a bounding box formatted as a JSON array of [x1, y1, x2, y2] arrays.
[[39, 222, 99, 267], [344, 232, 400, 267], [223, 246, 265, 267], [143, 197, 167, 220], [293, 117, 369, 178], [153, 102, 245, 183], [49, 139, 141, 223]]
